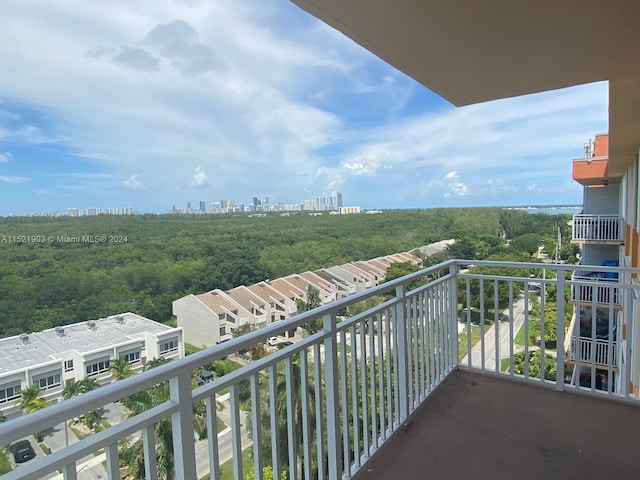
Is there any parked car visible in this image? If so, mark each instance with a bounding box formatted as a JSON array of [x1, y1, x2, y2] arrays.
[[10, 439, 36, 463], [458, 308, 471, 322], [276, 341, 294, 350], [267, 336, 278, 346]]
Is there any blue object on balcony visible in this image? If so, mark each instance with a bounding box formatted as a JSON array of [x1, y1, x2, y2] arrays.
[[601, 260, 619, 279]]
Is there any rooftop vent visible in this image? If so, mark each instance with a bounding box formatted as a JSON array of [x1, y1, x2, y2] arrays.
[[19, 334, 29, 344], [87, 321, 97, 331], [115, 315, 125, 324], [55, 326, 65, 336]]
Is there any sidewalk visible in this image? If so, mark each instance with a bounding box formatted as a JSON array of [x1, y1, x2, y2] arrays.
[[49, 453, 106, 480]]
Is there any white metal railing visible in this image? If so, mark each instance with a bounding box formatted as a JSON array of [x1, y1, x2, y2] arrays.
[[0, 260, 639, 480], [572, 214, 624, 242], [572, 270, 620, 305], [568, 337, 618, 366]]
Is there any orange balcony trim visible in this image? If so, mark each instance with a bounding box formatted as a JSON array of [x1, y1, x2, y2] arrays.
[[572, 158, 609, 185]]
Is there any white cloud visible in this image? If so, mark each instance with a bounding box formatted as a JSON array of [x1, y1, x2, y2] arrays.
[[0, 175, 29, 184], [190, 166, 209, 188], [431, 171, 469, 198], [124, 174, 142, 189], [0, 152, 11, 163], [326, 174, 346, 190], [0, 1, 609, 212], [342, 161, 378, 175]]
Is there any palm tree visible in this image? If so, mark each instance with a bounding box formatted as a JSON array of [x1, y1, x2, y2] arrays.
[[18, 384, 49, 442], [253, 355, 318, 478], [110, 357, 134, 380], [118, 365, 207, 479], [62, 381, 83, 400], [297, 285, 323, 334], [145, 357, 171, 370], [18, 384, 49, 414], [78, 377, 101, 393], [63, 377, 103, 434]]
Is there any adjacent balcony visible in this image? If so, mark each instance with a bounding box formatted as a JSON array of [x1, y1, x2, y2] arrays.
[[565, 306, 618, 369], [1, 260, 639, 480], [572, 157, 612, 186], [571, 214, 624, 244], [568, 337, 618, 367], [571, 269, 621, 307]]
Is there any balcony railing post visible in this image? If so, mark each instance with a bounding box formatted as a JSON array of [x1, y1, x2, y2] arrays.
[[323, 312, 342, 480], [169, 372, 198, 480], [449, 263, 459, 369], [395, 284, 410, 422], [555, 269, 566, 392]]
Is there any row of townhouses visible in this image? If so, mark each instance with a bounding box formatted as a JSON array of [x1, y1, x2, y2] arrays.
[[172, 252, 423, 347]]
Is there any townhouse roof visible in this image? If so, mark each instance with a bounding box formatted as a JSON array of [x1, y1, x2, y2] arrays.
[[313, 269, 353, 289], [0, 313, 178, 375], [282, 274, 315, 294], [226, 286, 268, 312], [246, 282, 289, 304], [352, 261, 385, 276], [196, 290, 251, 317], [269, 278, 305, 300], [389, 253, 415, 263], [340, 263, 374, 281], [299, 271, 335, 292], [367, 258, 392, 271]]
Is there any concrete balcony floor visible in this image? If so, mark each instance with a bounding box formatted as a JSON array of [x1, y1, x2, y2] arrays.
[[353, 369, 640, 480]]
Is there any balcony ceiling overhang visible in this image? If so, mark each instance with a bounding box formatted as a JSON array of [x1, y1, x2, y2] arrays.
[[291, 0, 640, 175]]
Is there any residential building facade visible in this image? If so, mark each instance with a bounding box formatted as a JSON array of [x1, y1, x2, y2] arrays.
[[0, 313, 183, 419]]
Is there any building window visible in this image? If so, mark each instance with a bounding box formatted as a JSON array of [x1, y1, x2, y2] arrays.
[[0, 382, 21, 404], [122, 351, 141, 364], [220, 326, 226, 336], [37, 374, 61, 391], [86, 359, 110, 377], [64, 360, 74, 371], [159, 339, 178, 355]]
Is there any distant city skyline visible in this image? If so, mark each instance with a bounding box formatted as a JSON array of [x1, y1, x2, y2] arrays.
[[1, 191, 346, 217], [0, 2, 606, 217]]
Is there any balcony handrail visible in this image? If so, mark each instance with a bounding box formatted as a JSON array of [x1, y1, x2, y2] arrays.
[[568, 336, 618, 366], [573, 155, 609, 162], [573, 213, 621, 219], [571, 214, 624, 242], [1, 259, 639, 480], [0, 260, 456, 447]]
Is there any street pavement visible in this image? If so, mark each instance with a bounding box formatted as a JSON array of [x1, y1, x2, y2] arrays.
[[460, 296, 528, 370], [12, 402, 128, 480], [194, 392, 253, 479]]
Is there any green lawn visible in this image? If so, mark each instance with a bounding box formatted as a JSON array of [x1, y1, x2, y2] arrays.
[[500, 357, 512, 372], [514, 324, 527, 346], [457, 325, 482, 361], [185, 343, 204, 355], [200, 447, 253, 480], [217, 418, 227, 433], [163, 317, 178, 328]]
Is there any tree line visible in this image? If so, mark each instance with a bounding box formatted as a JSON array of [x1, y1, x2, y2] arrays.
[[0, 208, 571, 338]]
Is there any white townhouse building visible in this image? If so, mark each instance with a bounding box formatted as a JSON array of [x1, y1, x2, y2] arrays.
[[0, 313, 183, 419], [173, 290, 254, 347]]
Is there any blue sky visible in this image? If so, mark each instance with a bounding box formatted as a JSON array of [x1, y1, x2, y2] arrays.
[[0, 0, 608, 216]]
